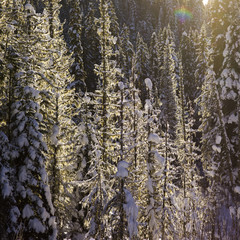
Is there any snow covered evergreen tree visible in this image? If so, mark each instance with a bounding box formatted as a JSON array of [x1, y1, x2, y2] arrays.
[[135, 33, 149, 104], [37, 0, 78, 236], [2, 3, 57, 238], [68, 0, 86, 93], [82, 2, 100, 91], [82, 0, 122, 238]]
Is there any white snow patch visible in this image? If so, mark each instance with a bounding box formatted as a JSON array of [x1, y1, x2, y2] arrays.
[[212, 145, 221, 153], [124, 189, 138, 238], [25, 3, 35, 14], [44, 185, 55, 215], [117, 160, 130, 169], [215, 135, 222, 145], [80, 134, 89, 145], [145, 78, 152, 91], [10, 206, 20, 223], [2, 182, 12, 198], [154, 151, 165, 165], [146, 177, 154, 194], [17, 133, 29, 148], [22, 204, 34, 218], [29, 218, 46, 233], [112, 36, 118, 44], [51, 125, 59, 146], [35, 112, 43, 121], [118, 81, 125, 90], [226, 77, 232, 88], [234, 186, 240, 195], [145, 99, 152, 111], [40, 207, 50, 221], [19, 166, 27, 182], [148, 133, 160, 144], [116, 161, 129, 178], [228, 113, 238, 124], [0, 167, 12, 198]]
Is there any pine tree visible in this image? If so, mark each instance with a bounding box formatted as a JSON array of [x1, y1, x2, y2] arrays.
[[200, 47, 236, 239], [149, 32, 160, 100], [135, 33, 149, 104], [118, 24, 134, 83], [68, 0, 86, 93], [82, 0, 121, 238], [180, 30, 198, 103], [82, 2, 100, 91], [4, 3, 57, 238], [39, 0, 78, 236], [159, 27, 178, 137]]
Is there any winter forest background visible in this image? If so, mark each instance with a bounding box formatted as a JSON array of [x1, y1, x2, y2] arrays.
[[0, 0, 239, 239]]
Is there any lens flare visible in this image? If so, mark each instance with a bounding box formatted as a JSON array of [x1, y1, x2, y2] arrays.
[[174, 7, 193, 23]]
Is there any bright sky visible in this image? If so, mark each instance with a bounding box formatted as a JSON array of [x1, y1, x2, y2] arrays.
[[203, 0, 208, 5]]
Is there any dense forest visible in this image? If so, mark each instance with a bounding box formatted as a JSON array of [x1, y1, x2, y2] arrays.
[[0, 0, 239, 239]]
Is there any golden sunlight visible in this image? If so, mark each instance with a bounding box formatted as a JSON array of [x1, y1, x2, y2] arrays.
[[203, 0, 208, 5]]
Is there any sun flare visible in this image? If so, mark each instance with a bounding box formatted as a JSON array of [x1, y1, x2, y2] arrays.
[[203, 0, 208, 5]]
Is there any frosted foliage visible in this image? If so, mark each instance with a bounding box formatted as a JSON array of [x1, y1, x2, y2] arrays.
[[116, 161, 129, 178], [228, 113, 238, 123], [146, 177, 154, 194], [2, 182, 12, 198], [44, 185, 55, 215], [22, 204, 34, 218], [215, 135, 222, 144], [48, 216, 57, 239], [145, 99, 152, 111], [51, 125, 59, 146], [118, 160, 130, 168], [40, 168, 48, 183], [212, 145, 221, 153], [80, 134, 89, 145], [40, 207, 50, 221], [148, 133, 160, 144], [29, 146, 36, 160], [118, 81, 125, 90], [10, 206, 21, 223], [123, 189, 138, 238], [17, 133, 29, 148], [25, 3, 36, 14], [0, 167, 12, 198], [234, 186, 240, 194], [154, 151, 165, 165], [19, 166, 27, 182], [29, 218, 46, 233], [149, 209, 157, 232], [145, 78, 152, 90]]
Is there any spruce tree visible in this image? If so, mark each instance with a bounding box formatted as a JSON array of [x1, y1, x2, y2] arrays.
[[68, 0, 86, 93], [4, 3, 57, 238]]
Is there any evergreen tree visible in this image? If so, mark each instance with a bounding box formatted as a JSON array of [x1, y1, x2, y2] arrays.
[[82, 0, 121, 238], [68, 0, 86, 93], [200, 48, 236, 239], [135, 33, 149, 104], [39, 0, 78, 236], [159, 27, 178, 137], [82, 2, 100, 91], [118, 24, 134, 83], [4, 3, 57, 238]]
